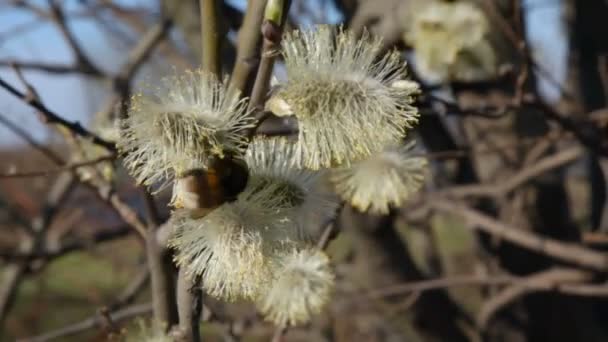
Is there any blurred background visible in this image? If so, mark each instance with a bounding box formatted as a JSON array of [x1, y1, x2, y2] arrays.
[[1, 0, 608, 341]]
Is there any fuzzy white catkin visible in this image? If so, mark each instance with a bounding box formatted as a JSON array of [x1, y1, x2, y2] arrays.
[[245, 137, 338, 239], [118, 69, 255, 189], [405, 1, 497, 82], [256, 248, 334, 327], [267, 25, 419, 169], [331, 143, 427, 215], [169, 176, 299, 301]]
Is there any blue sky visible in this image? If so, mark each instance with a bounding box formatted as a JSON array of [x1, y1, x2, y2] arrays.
[[0, 0, 567, 147]]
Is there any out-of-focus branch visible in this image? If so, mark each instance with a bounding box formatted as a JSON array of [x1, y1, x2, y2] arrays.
[[111, 19, 173, 119], [17, 302, 152, 342], [228, 0, 267, 96], [443, 146, 583, 198], [430, 200, 608, 271], [423, 92, 608, 156], [108, 268, 150, 311], [0, 155, 114, 178], [0, 77, 116, 152], [0, 61, 102, 76], [0, 113, 63, 165], [47, 0, 101, 76], [0, 173, 76, 327], [476, 268, 599, 329], [0, 225, 132, 262], [367, 274, 518, 299], [201, 0, 221, 75], [116, 19, 173, 87]]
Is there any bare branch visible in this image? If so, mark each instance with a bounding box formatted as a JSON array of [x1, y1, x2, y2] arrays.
[[0, 60, 102, 76], [0, 113, 63, 164], [0, 76, 116, 152], [47, 0, 101, 76], [200, 0, 221, 75], [477, 268, 592, 329], [146, 230, 176, 327], [175, 268, 202, 342], [0, 155, 114, 178], [444, 147, 583, 198], [228, 0, 267, 96], [367, 274, 518, 299], [18, 303, 152, 342], [430, 200, 608, 271]]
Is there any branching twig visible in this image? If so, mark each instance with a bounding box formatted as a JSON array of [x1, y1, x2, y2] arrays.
[[0, 113, 63, 164], [431, 200, 608, 271], [0, 155, 114, 178], [18, 303, 152, 342], [108, 268, 150, 311], [477, 268, 594, 329], [367, 274, 518, 299], [0, 225, 131, 262], [47, 0, 101, 76], [443, 146, 583, 198], [0, 76, 116, 151]]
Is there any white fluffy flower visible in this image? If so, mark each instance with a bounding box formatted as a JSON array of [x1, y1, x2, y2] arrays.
[[256, 248, 334, 327], [268, 25, 419, 169], [405, 2, 497, 82], [331, 143, 427, 214], [118, 69, 255, 189], [169, 182, 294, 301], [245, 138, 338, 238]]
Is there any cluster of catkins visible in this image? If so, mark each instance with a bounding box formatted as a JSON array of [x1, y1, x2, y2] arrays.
[[118, 25, 426, 328]]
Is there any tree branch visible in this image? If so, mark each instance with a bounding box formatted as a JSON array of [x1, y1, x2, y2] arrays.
[[0, 77, 115, 152], [430, 199, 608, 271], [17, 303, 152, 342], [227, 0, 267, 96], [200, 0, 221, 75]]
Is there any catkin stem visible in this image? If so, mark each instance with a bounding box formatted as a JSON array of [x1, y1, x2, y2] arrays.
[[201, 0, 221, 76]]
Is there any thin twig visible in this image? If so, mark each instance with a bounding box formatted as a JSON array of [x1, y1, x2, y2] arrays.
[[227, 0, 267, 96], [113, 19, 173, 119], [0, 225, 132, 262], [116, 19, 172, 84], [47, 0, 101, 75], [431, 200, 608, 271], [0, 173, 76, 326], [18, 303, 152, 342], [201, 0, 221, 76], [108, 268, 150, 311], [0, 113, 63, 164], [443, 146, 583, 198], [0, 60, 102, 76], [477, 268, 593, 329], [0, 155, 114, 178], [367, 274, 518, 299], [0, 76, 116, 151]]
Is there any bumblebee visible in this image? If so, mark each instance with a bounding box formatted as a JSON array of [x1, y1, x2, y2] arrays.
[[173, 157, 249, 217]]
